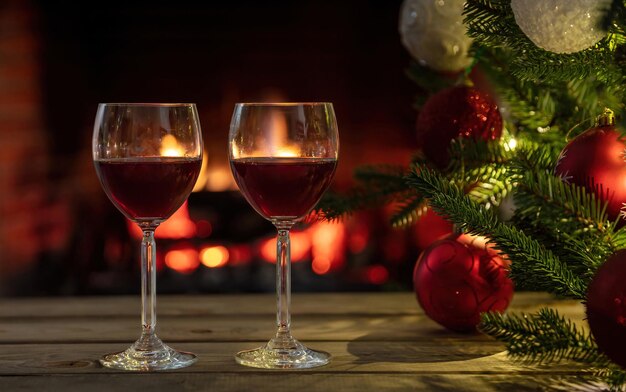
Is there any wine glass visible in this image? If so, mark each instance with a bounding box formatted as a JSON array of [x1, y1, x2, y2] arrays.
[[228, 102, 339, 369], [92, 103, 203, 371]]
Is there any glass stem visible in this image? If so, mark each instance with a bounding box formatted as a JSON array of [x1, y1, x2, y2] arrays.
[[276, 226, 292, 338], [141, 228, 157, 338]]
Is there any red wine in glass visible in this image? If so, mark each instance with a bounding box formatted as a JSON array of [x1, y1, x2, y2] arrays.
[[229, 102, 338, 369], [95, 157, 202, 221], [230, 157, 337, 219], [93, 103, 202, 371]]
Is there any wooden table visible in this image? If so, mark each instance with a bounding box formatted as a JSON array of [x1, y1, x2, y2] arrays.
[[0, 292, 596, 391]]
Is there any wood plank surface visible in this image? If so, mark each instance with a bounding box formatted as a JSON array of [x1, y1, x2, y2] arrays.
[[0, 292, 578, 318], [0, 342, 584, 375], [0, 373, 605, 392], [0, 292, 596, 391]]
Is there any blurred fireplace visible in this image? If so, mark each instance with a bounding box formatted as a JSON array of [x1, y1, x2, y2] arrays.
[[0, 0, 423, 295]]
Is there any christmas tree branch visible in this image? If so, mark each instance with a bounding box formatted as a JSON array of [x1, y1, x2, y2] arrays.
[[389, 195, 427, 228], [481, 309, 626, 391], [480, 308, 609, 365], [407, 165, 587, 298], [316, 165, 411, 221], [465, 0, 621, 84], [446, 138, 514, 172], [474, 48, 557, 134]]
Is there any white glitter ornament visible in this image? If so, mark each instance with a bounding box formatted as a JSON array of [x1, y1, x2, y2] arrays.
[[399, 0, 472, 72], [510, 0, 609, 54]]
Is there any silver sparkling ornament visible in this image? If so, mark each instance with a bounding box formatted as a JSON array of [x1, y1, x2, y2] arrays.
[[510, 0, 609, 54], [399, 0, 473, 72]]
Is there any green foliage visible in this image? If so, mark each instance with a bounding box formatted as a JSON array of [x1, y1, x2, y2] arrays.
[[480, 309, 626, 391], [319, 0, 626, 388], [316, 165, 412, 221], [464, 0, 620, 84], [389, 196, 426, 228], [480, 309, 606, 365], [406, 165, 588, 298]]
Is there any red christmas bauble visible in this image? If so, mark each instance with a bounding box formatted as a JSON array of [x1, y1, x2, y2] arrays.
[[413, 233, 514, 332], [414, 208, 453, 249], [586, 249, 626, 368], [555, 118, 626, 225], [416, 86, 503, 169]]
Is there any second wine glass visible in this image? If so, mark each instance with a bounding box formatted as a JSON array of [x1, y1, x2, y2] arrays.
[[229, 102, 339, 369]]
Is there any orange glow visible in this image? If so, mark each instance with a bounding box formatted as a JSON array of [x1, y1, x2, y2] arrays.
[[312, 256, 331, 274], [310, 221, 346, 274], [260, 231, 311, 263], [165, 248, 199, 274], [229, 245, 252, 265], [160, 134, 185, 157], [366, 265, 389, 285], [275, 145, 301, 157], [128, 201, 197, 239], [203, 164, 237, 192], [236, 109, 301, 159], [192, 150, 210, 192], [195, 220, 212, 237], [200, 245, 229, 268], [349, 231, 368, 254]]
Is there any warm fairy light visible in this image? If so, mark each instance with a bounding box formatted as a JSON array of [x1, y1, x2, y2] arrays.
[[200, 245, 230, 268], [192, 150, 209, 192], [165, 248, 199, 274], [260, 231, 311, 263], [160, 134, 185, 157], [127, 201, 196, 239], [504, 137, 518, 151], [310, 221, 346, 274]]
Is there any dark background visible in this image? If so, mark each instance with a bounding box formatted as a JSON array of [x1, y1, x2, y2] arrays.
[[0, 0, 423, 296]]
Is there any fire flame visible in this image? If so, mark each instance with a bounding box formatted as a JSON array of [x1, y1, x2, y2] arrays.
[[260, 231, 311, 263], [127, 201, 196, 239], [275, 146, 301, 158], [311, 221, 345, 274], [165, 247, 199, 274], [160, 134, 185, 157], [200, 245, 229, 268], [258, 221, 346, 275]]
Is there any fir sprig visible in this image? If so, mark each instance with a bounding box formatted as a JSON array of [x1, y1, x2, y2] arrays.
[[389, 196, 426, 228], [406, 165, 587, 298], [480, 309, 607, 365], [464, 0, 620, 84], [480, 309, 626, 391], [316, 165, 411, 221]]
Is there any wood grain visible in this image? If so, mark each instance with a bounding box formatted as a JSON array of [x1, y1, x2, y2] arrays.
[[0, 292, 594, 391]]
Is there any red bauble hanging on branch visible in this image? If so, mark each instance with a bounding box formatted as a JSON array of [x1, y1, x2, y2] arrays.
[[413, 233, 514, 332], [586, 249, 626, 368], [416, 86, 503, 169], [555, 109, 626, 225]]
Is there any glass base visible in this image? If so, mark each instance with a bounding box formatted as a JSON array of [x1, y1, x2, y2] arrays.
[[100, 333, 197, 371], [235, 333, 330, 369]]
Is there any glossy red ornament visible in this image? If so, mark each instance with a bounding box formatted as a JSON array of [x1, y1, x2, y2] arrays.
[[555, 112, 626, 225], [416, 86, 503, 169], [586, 249, 626, 368], [413, 233, 514, 332], [414, 208, 453, 249]]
